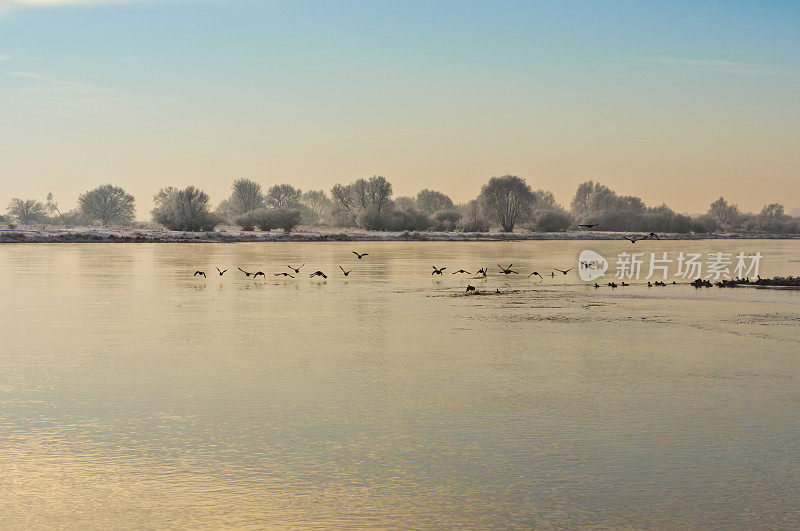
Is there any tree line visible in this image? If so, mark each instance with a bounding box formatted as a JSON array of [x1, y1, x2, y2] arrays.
[[4, 176, 800, 234]]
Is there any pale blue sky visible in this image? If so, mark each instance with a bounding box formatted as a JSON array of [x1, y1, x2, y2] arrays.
[[1, 0, 798, 215]]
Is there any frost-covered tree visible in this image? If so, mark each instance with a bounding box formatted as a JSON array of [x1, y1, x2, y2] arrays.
[[78, 184, 136, 226], [266, 184, 302, 209], [301, 190, 332, 225], [479, 175, 535, 232], [331, 176, 393, 215], [152, 186, 221, 231], [46, 192, 61, 216], [7, 198, 47, 225], [415, 189, 454, 214], [229, 179, 265, 213], [707, 197, 743, 230]]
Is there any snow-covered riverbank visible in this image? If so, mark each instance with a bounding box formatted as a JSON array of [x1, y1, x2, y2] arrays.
[[2, 228, 799, 243]]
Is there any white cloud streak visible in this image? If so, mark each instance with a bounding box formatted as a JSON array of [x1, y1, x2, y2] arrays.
[[631, 56, 773, 75], [10, 70, 106, 90]]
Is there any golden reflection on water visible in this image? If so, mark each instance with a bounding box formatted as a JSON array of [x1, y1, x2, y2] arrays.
[[1, 241, 800, 528]]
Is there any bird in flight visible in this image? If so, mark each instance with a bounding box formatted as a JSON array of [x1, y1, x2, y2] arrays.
[[466, 285, 476, 292], [238, 267, 256, 277], [498, 264, 518, 275], [432, 266, 446, 275], [527, 271, 543, 279], [474, 267, 488, 278], [452, 269, 471, 275], [644, 232, 661, 240], [310, 270, 328, 279], [238, 267, 265, 279], [352, 252, 369, 259], [216, 267, 227, 276], [622, 236, 639, 244], [274, 272, 295, 278], [578, 223, 598, 229], [287, 263, 305, 274], [339, 266, 353, 276], [553, 267, 574, 275], [193, 271, 206, 278]]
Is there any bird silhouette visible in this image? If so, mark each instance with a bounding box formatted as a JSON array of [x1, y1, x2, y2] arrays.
[[216, 267, 227, 276], [339, 266, 353, 276], [253, 271, 266, 279], [274, 272, 295, 278], [310, 270, 327, 279], [578, 223, 598, 229], [594, 283, 600, 288], [452, 269, 471, 275], [466, 285, 476, 292], [287, 263, 305, 274], [474, 267, 488, 278], [644, 232, 661, 240], [608, 282, 618, 288], [622, 236, 639, 244], [527, 271, 543, 279], [498, 264, 518, 274], [352, 252, 369, 259], [238, 267, 257, 278], [432, 266, 446, 275], [193, 271, 206, 278], [553, 267, 574, 275]]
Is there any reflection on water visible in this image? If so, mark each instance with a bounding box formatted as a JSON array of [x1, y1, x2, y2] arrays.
[[1, 240, 800, 528]]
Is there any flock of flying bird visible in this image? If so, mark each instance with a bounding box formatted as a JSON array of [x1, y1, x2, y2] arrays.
[[193, 251, 370, 279], [191, 248, 579, 288], [192, 230, 666, 290]]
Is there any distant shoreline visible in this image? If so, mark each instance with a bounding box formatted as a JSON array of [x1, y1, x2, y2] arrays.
[[2, 228, 800, 244]]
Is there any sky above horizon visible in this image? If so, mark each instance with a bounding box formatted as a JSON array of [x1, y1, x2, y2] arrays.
[[1, 0, 798, 217]]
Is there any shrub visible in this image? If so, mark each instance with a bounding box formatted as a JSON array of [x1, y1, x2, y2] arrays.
[[433, 209, 462, 231], [235, 210, 261, 231], [528, 209, 574, 232], [152, 186, 221, 231], [390, 207, 433, 231], [355, 208, 388, 230], [235, 208, 302, 232], [272, 208, 302, 233], [459, 216, 490, 233]]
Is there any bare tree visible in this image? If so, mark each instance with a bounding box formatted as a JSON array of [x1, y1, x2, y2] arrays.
[[230, 178, 265, 214], [570, 180, 595, 214], [479, 175, 535, 232], [266, 184, 302, 208], [78, 184, 136, 226], [416, 189, 454, 214], [366, 176, 393, 213], [708, 197, 742, 230], [301, 190, 332, 224], [46, 192, 61, 216], [7, 198, 47, 225], [331, 176, 393, 215]]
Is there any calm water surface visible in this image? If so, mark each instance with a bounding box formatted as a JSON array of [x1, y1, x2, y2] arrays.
[[1, 240, 799, 528]]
